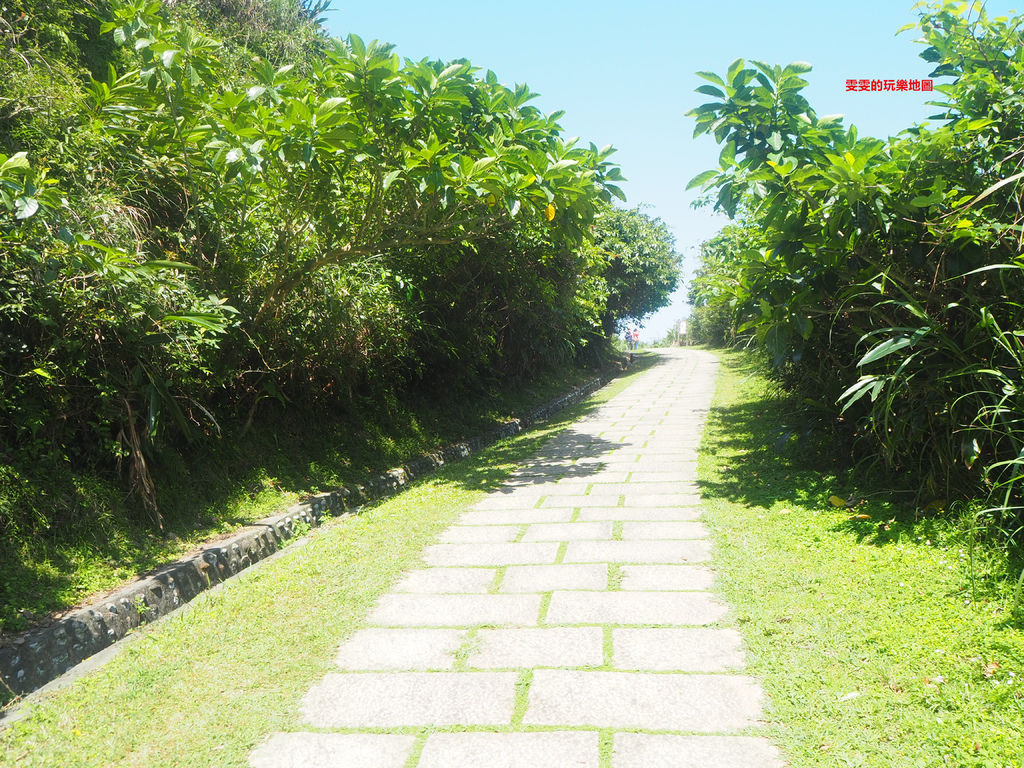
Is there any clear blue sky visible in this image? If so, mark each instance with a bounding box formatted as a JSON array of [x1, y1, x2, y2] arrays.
[[321, 1, 1019, 341]]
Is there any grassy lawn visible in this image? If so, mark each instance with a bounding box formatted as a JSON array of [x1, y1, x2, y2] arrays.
[[701, 349, 1024, 768], [0, 359, 649, 767]]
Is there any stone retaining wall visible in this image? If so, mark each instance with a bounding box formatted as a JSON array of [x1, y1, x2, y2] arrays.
[[0, 371, 613, 699]]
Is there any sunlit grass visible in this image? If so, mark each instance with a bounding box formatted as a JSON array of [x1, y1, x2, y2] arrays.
[[701, 348, 1024, 767]]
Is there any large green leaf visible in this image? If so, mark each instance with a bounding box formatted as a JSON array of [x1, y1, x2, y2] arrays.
[[686, 169, 719, 190]]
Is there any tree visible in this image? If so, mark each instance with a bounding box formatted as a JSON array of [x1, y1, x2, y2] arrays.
[[685, 2, 1024, 507], [590, 205, 680, 335]]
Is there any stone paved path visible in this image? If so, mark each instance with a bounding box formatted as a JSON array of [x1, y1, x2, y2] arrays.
[[249, 349, 785, 768]]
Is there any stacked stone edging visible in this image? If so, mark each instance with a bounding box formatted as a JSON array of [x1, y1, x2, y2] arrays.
[[0, 371, 613, 700]]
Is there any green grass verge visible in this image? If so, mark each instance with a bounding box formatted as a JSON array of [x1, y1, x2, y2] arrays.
[[0, 362, 620, 636], [701, 348, 1024, 767], [0, 357, 652, 766]]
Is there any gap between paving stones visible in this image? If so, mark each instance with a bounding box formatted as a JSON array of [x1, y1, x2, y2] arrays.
[[0, 367, 622, 706]]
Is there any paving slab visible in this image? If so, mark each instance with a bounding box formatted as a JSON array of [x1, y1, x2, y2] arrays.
[[466, 627, 605, 668], [500, 564, 608, 592], [302, 672, 517, 727], [641, 444, 700, 454], [577, 507, 702, 522], [621, 493, 702, 507], [393, 567, 495, 594], [334, 628, 466, 670], [619, 564, 716, 591], [547, 480, 595, 493], [546, 591, 727, 625], [575, 472, 631, 483], [626, 471, 697, 482], [523, 669, 765, 730], [438, 525, 521, 543], [575, 458, 640, 470], [249, 733, 416, 768], [621, 521, 710, 540], [613, 450, 698, 461], [563, 540, 711, 564], [521, 522, 613, 541], [473, 495, 544, 510], [457, 508, 575, 525], [368, 593, 541, 626], [508, 468, 571, 480], [596, 482, 700, 495], [613, 628, 745, 671], [625, 458, 700, 471], [540, 494, 622, 508], [418, 731, 600, 768], [612, 734, 785, 768], [422, 542, 559, 566]]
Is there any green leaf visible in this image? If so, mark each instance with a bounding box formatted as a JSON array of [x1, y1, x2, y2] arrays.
[[606, 183, 627, 201], [470, 157, 496, 177], [957, 264, 1021, 278], [14, 196, 39, 219], [162, 313, 226, 332], [686, 169, 719, 190], [726, 58, 745, 85], [0, 152, 30, 173], [838, 375, 885, 412], [858, 330, 927, 367], [382, 169, 402, 190], [962, 436, 981, 468], [910, 190, 943, 207], [317, 96, 346, 115], [137, 260, 197, 272], [964, 170, 1024, 209], [161, 49, 179, 69], [695, 84, 725, 99], [719, 141, 736, 168], [246, 85, 266, 101], [696, 71, 725, 87]]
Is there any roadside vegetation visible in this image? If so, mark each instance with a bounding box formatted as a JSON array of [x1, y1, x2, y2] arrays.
[[0, 360, 615, 640], [0, 0, 679, 634], [0, 356, 650, 762], [687, 3, 1024, 551], [702, 348, 1024, 768], [686, 7, 1024, 755]]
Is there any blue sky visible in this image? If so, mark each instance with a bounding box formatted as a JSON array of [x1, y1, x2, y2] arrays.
[[321, 1, 1019, 341]]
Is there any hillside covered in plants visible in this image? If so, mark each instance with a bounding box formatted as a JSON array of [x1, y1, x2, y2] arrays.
[[687, 3, 1024, 531], [0, 0, 679, 630]]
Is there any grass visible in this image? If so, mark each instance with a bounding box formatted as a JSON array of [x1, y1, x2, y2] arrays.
[[700, 348, 1024, 768], [0, 355, 654, 766], [0, 361, 618, 636]]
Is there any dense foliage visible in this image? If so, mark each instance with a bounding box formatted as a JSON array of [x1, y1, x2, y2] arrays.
[[0, 1, 678, 543], [687, 2, 1024, 520]]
